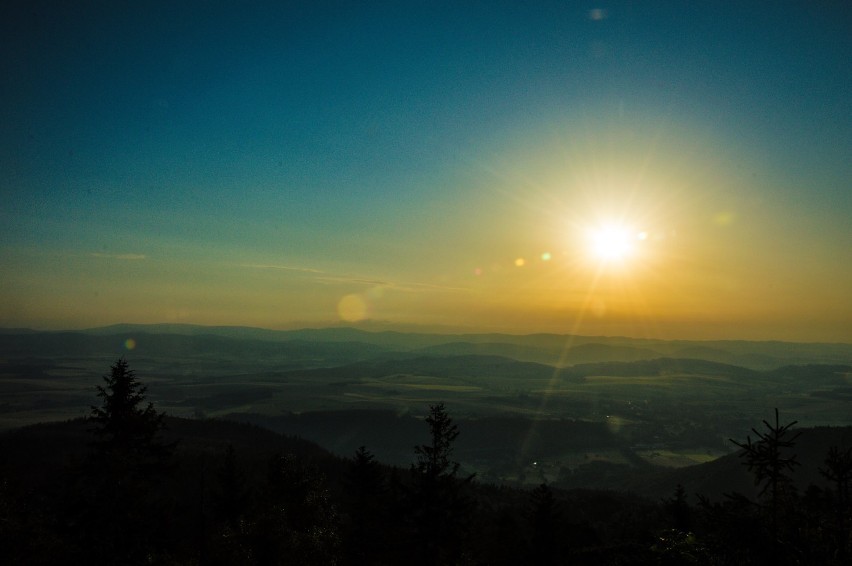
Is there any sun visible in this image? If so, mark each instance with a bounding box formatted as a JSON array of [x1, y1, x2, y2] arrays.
[[587, 224, 644, 263]]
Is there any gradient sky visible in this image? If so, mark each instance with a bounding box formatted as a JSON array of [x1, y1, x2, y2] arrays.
[[2, 1, 851, 341]]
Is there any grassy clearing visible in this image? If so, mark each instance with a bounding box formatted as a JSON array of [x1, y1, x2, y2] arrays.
[[367, 382, 482, 392], [636, 449, 722, 468]]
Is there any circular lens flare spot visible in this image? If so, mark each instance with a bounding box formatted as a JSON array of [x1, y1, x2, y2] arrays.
[[337, 294, 368, 322], [124, 338, 136, 350]]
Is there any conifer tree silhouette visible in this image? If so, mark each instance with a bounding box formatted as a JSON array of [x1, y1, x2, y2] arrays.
[[528, 483, 560, 565], [665, 484, 692, 532], [730, 408, 800, 561], [214, 444, 248, 530], [410, 403, 474, 566], [82, 358, 175, 565], [90, 358, 172, 467], [415, 403, 461, 481], [342, 446, 387, 565], [820, 445, 852, 562]]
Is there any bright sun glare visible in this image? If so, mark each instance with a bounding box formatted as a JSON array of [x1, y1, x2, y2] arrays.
[[588, 224, 643, 262]]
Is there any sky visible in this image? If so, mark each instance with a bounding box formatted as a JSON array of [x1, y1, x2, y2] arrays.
[[1, 1, 851, 342]]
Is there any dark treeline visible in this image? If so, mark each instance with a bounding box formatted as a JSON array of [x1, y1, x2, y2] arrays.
[[0, 360, 850, 565]]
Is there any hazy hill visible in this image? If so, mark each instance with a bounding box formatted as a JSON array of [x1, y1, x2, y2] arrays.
[[0, 416, 343, 493], [57, 324, 852, 368], [670, 346, 781, 369], [2, 326, 850, 433], [279, 354, 563, 382], [557, 425, 852, 502], [415, 341, 560, 364], [562, 358, 762, 380], [0, 331, 390, 367], [232, 410, 627, 468], [416, 341, 666, 365], [1, 412, 845, 563], [561, 343, 664, 364], [5, 414, 846, 507]]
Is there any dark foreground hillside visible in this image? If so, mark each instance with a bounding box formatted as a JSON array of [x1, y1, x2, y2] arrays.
[[1, 411, 850, 565]]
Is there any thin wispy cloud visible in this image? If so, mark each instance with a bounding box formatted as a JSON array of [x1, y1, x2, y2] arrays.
[[313, 275, 393, 287], [90, 253, 147, 260], [388, 280, 469, 293], [314, 275, 467, 293], [240, 262, 466, 292], [240, 263, 325, 274]]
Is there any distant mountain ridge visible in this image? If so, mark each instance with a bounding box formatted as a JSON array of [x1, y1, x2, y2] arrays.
[[277, 354, 561, 382], [3, 323, 851, 369]]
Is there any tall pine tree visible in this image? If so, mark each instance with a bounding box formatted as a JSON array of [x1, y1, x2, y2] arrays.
[[342, 446, 387, 565], [90, 358, 172, 468], [80, 358, 175, 565], [410, 403, 474, 566], [730, 408, 800, 563]]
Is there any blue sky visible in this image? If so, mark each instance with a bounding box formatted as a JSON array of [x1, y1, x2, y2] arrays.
[[2, 1, 851, 340]]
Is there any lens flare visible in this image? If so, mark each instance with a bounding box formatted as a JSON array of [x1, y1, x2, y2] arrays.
[[337, 294, 368, 322]]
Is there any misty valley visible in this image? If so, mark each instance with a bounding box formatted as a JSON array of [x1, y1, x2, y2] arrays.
[[2, 325, 851, 493]]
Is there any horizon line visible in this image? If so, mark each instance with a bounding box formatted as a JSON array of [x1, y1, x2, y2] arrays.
[[2, 321, 850, 346]]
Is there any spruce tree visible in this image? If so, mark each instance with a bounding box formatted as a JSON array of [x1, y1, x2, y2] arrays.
[[730, 410, 800, 518], [730, 408, 800, 562], [342, 446, 387, 565], [81, 358, 174, 565], [415, 403, 461, 481], [528, 483, 561, 565], [410, 403, 474, 566], [665, 484, 692, 533], [820, 446, 852, 562], [90, 358, 172, 469]]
